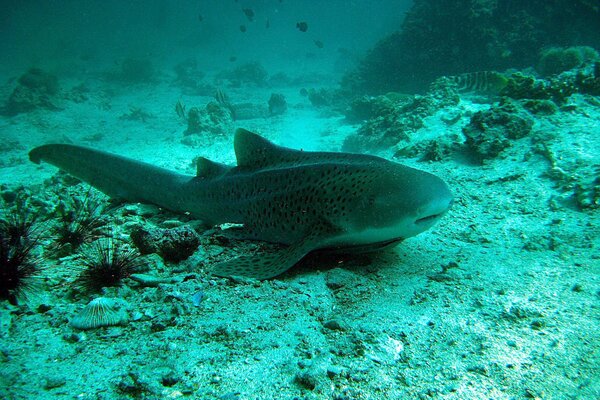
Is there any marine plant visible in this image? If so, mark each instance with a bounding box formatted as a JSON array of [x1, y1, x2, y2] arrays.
[[76, 238, 141, 293], [0, 209, 42, 304], [51, 190, 107, 256]]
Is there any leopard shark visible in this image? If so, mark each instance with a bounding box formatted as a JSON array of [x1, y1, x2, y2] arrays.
[[29, 129, 453, 279]]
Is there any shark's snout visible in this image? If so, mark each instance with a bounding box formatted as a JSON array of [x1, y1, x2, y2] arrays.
[[415, 196, 453, 226]]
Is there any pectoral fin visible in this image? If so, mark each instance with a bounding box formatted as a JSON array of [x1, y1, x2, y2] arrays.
[[210, 235, 320, 280]]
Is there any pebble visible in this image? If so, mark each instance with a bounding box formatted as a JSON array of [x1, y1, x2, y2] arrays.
[[43, 376, 66, 390], [322, 319, 346, 331]]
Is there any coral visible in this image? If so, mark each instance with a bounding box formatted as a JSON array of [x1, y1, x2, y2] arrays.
[[462, 99, 533, 162], [343, 80, 459, 153], [268, 93, 287, 116], [76, 239, 141, 293], [575, 64, 600, 95], [500, 72, 577, 104], [344, 1, 600, 94], [4, 68, 61, 115], [217, 62, 268, 87], [537, 46, 599, 76], [183, 102, 234, 136], [521, 99, 559, 115], [70, 297, 129, 330], [131, 225, 200, 263]]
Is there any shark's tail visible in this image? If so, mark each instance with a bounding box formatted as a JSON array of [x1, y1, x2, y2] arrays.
[[29, 144, 193, 212]]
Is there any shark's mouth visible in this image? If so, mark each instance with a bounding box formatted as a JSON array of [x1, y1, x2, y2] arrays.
[[317, 237, 404, 255], [415, 213, 444, 225]]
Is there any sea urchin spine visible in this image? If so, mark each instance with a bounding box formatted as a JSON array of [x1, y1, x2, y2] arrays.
[[76, 238, 141, 292]]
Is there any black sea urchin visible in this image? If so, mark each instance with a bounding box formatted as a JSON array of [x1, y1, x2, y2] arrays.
[[51, 190, 107, 256], [76, 239, 141, 292], [0, 212, 40, 304]]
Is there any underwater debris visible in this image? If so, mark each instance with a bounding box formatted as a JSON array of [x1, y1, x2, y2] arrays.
[[268, 93, 287, 116], [75, 238, 141, 293], [131, 225, 200, 263], [129, 273, 178, 287], [70, 297, 129, 330], [462, 99, 533, 162], [4, 68, 61, 116], [0, 208, 41, 305]]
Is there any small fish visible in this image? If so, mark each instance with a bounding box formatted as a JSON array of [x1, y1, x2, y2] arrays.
[[448, 71, 508, 94], [243, 8, 255, 22], [265, 18, 270, 29], [240, 24, 247, 32], [214, 89, 230, 106], [198, 14, 203, 22], [314, 40, 324, 49], [299, 88, 308, 97], [229, 56, 237, 63], [296, 21, 308, 32], [175, 100, 186, 121]]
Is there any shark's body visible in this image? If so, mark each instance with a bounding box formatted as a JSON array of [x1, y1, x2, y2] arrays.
[[29, 129, 453, 279]]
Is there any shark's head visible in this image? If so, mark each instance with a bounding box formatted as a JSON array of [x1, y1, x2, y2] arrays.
[[335, 163, 453, 245]]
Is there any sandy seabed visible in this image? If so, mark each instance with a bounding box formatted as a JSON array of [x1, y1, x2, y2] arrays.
[[0, 70, 598, 399]]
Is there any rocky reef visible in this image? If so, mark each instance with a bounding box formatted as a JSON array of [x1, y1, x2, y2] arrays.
[[344, 0, 600, 94], [4, 68, 61, 115]]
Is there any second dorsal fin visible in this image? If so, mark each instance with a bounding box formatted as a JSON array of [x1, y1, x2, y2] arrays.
[[196, 157, 230, 178]]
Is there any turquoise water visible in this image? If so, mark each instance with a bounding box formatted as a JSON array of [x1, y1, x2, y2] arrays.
[[1, 1, 599, 399]]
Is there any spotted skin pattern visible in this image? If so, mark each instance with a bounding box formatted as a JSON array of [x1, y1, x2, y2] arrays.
[[30, 129, 453, 279]]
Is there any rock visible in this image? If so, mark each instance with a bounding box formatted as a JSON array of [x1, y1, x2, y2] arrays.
[[184, 102, 233, 136], [295, 370, 319, 390], [131, 225, 200, 262], [325, 268, 357, 290], [322, 319, 346, 331], [5, 68, 61, 115], [43, 376, 66, 390], [462, 99, 533, 161]]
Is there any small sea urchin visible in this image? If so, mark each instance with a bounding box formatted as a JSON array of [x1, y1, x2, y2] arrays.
[[51, 191, 107, 256], [76, 239, 141, 292]]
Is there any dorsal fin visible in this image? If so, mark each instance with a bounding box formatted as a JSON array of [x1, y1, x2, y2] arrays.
[[234, 128, 293, 169], [196, 157, 230, 178]]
